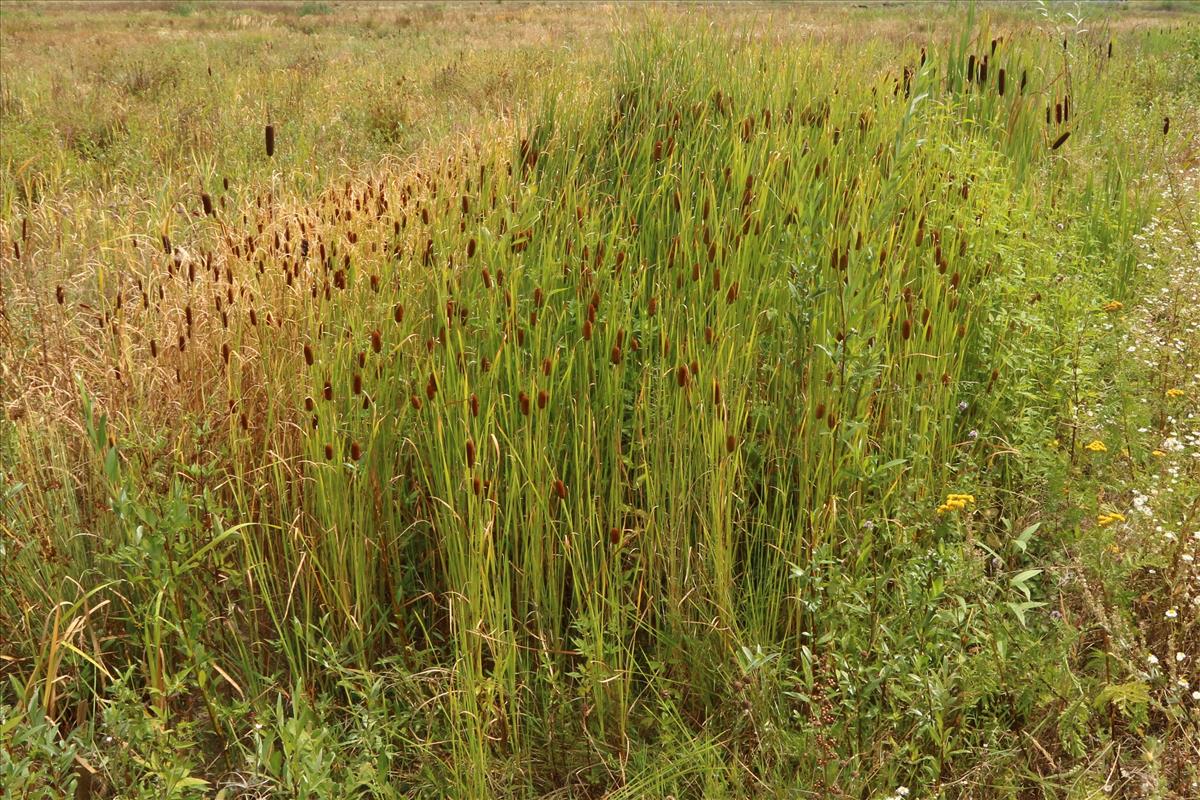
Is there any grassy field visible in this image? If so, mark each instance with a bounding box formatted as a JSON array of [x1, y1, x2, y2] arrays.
[[2, 2, 1199, 798]]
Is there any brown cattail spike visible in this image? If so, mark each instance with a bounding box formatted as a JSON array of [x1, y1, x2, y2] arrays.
[[265, 124, 275, 157]]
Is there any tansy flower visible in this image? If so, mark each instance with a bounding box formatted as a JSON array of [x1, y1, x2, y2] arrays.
[[1166, 388, 1186, 398], [1102, 300, 1124, 312], [1152, 449, 1166, 458], [1097, 512, 1126, 528], [1085, 440, 1107, 453], [936, 493, 976, 514]]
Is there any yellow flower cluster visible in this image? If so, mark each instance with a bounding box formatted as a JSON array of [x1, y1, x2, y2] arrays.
[[1102, 300, 1124, 312], [936, 493, 976, 515], [1085, 440, 1107, 453], [1152, 449, 1166, 458], [1166, 388, 1186, 398], [1097, 511, 1126, 527]]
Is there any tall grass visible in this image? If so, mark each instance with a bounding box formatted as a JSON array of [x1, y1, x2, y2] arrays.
[[2, 6, 1196, 798]]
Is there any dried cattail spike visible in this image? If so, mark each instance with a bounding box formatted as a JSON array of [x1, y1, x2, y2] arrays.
[[537, 389, 548, 409], [466, 439, 476, 468], [470, 393, 480, 417], [676, 364, 690, 389], [324, 381, 333, 401], [519, 391, 531, 416], [553, 479, 567, 500], [393, 303, 404, 324], [1050, 131, 1070, 150], [201, 192, 214, 217], [265, 123, 275, 157], [325, 443, 334, 460], [370, 329, 382, 354], [304, 344, 314, 366], [350, 441, 362, 461], [1163, 117, 1170, 136], [56, 285, 65, 305]]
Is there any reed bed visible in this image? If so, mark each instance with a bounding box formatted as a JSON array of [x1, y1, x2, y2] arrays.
[[2, 5, 1198, 798]]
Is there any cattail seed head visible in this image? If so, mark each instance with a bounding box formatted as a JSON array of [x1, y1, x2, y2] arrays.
[[265, 124, 275, 157], [324, 381, 333, 401], [901, 318, 912, 340], [470, 393, 479, 417], [519, 391, 530, 416], [393, 303, 404, 324], [537, 389, 548, 410], [726, 434, 736, 453], [466, 439, 476, 468], [150, 339, 158, 358], [1163, 117, 1170, 136], [583, 320, 593, 341], [815, 402, 826, 420], [370, 329, 382, 354], [611, 345, 622, 365], [553, 479, 567, 500], [826, 411, 838, 430], [676, 364, 690, 389], [410, 394, 422, 410], [56, 285, 65, 305], [304, 344, 314, 366], [201, 192, 214, 217], [305, 396, 314, 412], [350, 441, 362, 461]]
